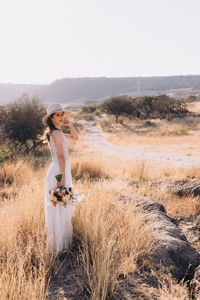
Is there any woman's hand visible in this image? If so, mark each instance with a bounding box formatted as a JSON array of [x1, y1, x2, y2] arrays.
[[63, 119, 79, 142], [57, 177, 65, 187], [63, 118, 72, 128]]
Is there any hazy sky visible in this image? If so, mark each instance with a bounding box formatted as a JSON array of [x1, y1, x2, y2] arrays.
[[0, 0, 199, 84]]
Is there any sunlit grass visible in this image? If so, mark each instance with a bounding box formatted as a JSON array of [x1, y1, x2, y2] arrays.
[[0, 126, 198, 298], [0, 174, 53, 300], [73, 180, 155, 299]]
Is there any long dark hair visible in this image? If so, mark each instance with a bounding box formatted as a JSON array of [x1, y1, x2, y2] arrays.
[[46, 113, 59, 141]]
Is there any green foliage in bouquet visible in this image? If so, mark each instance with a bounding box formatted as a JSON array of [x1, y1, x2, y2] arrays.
[[55, 173, 62, 183]]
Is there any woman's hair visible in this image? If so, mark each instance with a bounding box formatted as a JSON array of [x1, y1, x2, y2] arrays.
[[45, 113, 59, 141]]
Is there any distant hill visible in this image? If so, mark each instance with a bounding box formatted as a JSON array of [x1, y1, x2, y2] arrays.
[[0, 83, 45, 104], [0, 75, 200, 104]]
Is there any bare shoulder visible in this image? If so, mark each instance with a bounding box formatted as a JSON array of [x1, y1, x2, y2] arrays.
[[51, 129, 62, 137], [51, 130, 63, 143]]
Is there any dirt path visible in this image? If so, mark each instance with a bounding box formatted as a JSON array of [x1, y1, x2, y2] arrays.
[[82, 119, 200, 168]]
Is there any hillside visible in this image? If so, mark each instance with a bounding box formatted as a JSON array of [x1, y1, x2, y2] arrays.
[[0, 75, 200, 104]]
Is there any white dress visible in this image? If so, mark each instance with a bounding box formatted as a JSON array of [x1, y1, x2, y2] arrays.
[[44, 133, 76, 254]]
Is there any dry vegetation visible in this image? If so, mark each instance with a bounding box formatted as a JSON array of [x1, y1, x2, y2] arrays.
[[0, 164, 52, 299], [0, 116, 200, 299], [128, 160, 200, 219], [97, 113, 200, 157]]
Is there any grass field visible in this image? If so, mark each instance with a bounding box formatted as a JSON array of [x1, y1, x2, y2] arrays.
[[0, 111, 200, 299]]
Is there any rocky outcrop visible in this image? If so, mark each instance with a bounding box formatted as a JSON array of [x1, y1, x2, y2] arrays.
[[136, 199, 200, 282], [168, 180, 200, 197], [178, 211, 200, 251]]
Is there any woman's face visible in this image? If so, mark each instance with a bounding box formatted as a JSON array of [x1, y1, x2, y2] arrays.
[[51, 112, 65, 128]]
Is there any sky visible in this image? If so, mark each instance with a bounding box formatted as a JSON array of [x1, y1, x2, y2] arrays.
[[0, 0, 199, 84]]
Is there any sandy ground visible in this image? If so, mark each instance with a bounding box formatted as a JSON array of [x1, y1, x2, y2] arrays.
[[82, 119, 200, 168], [187, 101, 200, 113]]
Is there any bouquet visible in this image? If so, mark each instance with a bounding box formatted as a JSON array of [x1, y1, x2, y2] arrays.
[[49, 174, 84, 207]]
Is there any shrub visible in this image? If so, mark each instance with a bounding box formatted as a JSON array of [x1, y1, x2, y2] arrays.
[[0, 140, 26, 162], [82, 104, 98, 114], [101, 95, 188, 122], [1, 94, 46, 153]]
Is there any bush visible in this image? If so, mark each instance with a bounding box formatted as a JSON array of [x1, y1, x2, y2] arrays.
[[0, 140, 26, 162], [137, 95, 188, 119], [101, 94, 188, 121], [0, 94, 46, 153], [101, 96, 134, 122], [82, 104, 98, 114]]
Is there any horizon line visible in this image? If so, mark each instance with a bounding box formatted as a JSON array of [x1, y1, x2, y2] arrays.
[[0, 73, 200, 86]]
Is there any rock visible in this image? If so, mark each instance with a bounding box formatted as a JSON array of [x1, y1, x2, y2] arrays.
[[136, 198, 200, 282], [178, 211, 200, 252], [168, 180, 200, 197]]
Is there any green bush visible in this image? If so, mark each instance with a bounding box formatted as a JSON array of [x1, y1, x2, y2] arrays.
[[101, 95, 188, 122]]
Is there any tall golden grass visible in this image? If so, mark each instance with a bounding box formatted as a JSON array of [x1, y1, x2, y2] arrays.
[[73, 180, 155, 299], [0, 150, 196, 298], [0, 173, 53, 300], [71, 157, 110, 181]]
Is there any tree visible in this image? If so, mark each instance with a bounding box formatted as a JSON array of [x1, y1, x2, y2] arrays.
[[101, 96, 133, 122], [1, 94, 46, 152]]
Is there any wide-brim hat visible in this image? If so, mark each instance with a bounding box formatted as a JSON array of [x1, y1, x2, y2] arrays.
[[42, 103, 71, 125]]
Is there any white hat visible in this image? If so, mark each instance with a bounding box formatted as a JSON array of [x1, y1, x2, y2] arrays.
[[42, 103, 71, 125]]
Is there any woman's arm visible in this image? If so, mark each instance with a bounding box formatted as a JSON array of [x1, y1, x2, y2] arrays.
[[51, 130, 66, 187], [63, 119, 79, 142]]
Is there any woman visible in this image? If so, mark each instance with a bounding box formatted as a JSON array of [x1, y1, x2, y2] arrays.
[[42, 103, 79, 254]]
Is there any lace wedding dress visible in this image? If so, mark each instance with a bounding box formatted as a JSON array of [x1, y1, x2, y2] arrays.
[[44, 133, 76, 254]]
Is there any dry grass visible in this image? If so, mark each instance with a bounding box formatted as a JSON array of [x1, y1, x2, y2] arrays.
[[128, 159, 150, 181], [71, 157, 110, 181], [0, 159, 34, 187], [129, 180, 199, 218], [73, 180, 155, 299], [128, 161, 200, 182], [0, 171, 54, 300], [0, 158, 156, 299], [0, 159, 40, 203], [128, 161, 200, 218], [0, 130, 198, 299], [158, 279, 189, 300], [155, 126, 190, 136]]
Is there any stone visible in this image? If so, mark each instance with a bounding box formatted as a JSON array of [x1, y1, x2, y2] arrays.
[[136, 198, 200, 282], [168, 180, 200, 197]]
